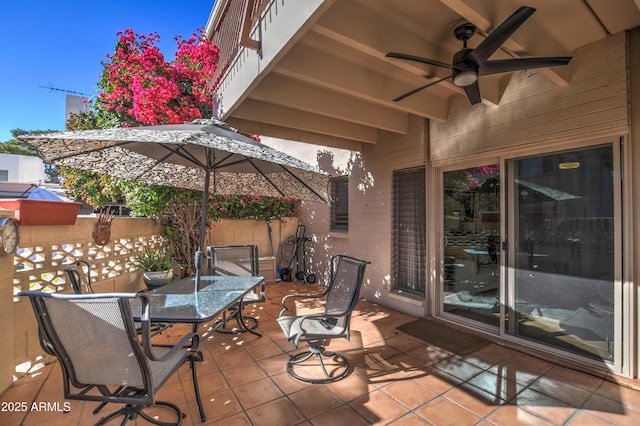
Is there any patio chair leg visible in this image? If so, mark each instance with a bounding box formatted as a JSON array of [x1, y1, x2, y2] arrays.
[[92, 386, 124, 414], [214, 308, 238, 333], [189, 351, 206, 422], [137, 401, 183, 426], [215, 302, 262, 337], [286, 341, 350, 384], [95, 401, 182, 426], [236, 305, 262, 337], [94, 408, 122, 425]]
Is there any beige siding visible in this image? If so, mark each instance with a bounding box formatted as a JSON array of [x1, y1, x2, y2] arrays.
[[431, 32, 629, 161]]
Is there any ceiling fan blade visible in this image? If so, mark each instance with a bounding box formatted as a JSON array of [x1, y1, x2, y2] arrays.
[[479, 57, 572, 76], [463, 81, 482, 105], [471, 6, 536, 63], [393, 75, 452, 102], [386, 52, 453, 70]]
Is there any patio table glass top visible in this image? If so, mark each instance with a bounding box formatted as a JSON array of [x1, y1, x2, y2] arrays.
[[131, 275, 264, 323]]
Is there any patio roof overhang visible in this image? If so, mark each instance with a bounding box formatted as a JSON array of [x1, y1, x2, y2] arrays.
[[206, 0, 640, 150]]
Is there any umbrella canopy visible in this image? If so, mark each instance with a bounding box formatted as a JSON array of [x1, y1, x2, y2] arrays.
[[21, 119, 328, 202], [20, 119, 330, 273], [24, 186, 70, 202]]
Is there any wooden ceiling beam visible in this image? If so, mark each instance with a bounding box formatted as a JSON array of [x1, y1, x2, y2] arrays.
[[233, 99, 379, 144], [275, 39, 450, 121], [251, 73, 409, 134], [227, 117, 365, 152], [311, 1, 505, 106]]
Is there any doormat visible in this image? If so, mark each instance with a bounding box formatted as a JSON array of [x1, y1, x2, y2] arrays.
[[396, 319, 489, 355]]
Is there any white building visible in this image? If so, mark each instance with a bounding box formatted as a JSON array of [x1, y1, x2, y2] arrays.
[[0, 154, 46, 184]]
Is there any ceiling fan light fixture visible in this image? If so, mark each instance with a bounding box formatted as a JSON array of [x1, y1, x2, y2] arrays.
[[453, 70, 478, 87]]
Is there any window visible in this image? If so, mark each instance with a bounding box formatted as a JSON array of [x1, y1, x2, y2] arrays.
[[393, 167, 426, 294], [0, 170, 8, 182], [330, 176, 348, 231]]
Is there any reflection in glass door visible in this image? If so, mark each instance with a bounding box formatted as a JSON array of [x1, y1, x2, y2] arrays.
[[443, 165, 500, 326], [508, 145, 616, 362]]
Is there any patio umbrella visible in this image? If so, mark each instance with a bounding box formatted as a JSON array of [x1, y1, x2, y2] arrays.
[[22, 185, 71, 202], [20, 118, 330, 280]]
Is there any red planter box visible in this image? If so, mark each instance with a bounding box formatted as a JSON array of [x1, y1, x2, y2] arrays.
[[0, 199, 81, 225]]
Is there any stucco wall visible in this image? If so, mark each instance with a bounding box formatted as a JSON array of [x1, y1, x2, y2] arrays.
[[205, 217, 299, 283], [299, 114, 429, 316], [0, 213, 16, 395], [7, 215, 298, 388]]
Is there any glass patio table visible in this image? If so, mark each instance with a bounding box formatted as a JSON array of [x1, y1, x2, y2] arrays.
[[130, 274, 264, 422], [132, 275, 264, 324]]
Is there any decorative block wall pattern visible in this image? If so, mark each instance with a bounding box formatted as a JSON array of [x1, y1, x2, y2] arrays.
[[13, 228, 164, 297]]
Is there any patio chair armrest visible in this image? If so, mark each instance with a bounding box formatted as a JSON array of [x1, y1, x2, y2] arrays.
[[137, 293, 200, 362], [289, 311, 350, 347], [297, 310, 348, 327], [295, 310, 349, 334], [279, 288, 329, 316], [141, 329, 200, 362]]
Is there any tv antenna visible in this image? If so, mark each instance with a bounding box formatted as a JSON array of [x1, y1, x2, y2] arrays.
[[39, 84, 94, 101]]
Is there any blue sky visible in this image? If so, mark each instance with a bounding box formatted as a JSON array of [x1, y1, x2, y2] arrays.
[[0, 0, 215, 142]]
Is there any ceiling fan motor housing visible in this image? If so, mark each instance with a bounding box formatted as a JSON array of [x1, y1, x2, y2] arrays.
[[452, 48, 478, 86]]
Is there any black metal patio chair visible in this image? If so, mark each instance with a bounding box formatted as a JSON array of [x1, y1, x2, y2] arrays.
[[64, 260, 94, 294], [65, 259, 170, 336], [19, 291, 205, 426], [207, 245, 265, 335], [277, 254, 370, 383]]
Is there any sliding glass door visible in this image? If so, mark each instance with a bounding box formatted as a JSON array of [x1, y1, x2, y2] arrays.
[[507, 145, 617, 362], [442, 165, 500, 326], [440, 143, 620, 364]]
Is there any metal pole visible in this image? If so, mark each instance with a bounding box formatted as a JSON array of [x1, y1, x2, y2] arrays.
[[195, 166, 211, 288]]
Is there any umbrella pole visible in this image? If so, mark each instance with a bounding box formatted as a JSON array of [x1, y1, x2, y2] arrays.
[[195, 167, 211, 288]]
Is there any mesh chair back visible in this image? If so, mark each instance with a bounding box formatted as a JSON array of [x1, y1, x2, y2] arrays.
[[30, 293, 148, 388], [65, 260, 94, 294], [207, 245, 259, 276], [324, 255, 369, 329]]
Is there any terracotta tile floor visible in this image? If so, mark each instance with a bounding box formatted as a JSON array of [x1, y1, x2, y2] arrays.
[[3, 282, 640, 425]]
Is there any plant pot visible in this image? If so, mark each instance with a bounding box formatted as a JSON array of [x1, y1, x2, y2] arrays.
[[143, 270, 174, 290], [0, 199, 81, 225]]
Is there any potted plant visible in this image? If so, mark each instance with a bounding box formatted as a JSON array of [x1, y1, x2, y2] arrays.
[[134, 247, 174, 289]]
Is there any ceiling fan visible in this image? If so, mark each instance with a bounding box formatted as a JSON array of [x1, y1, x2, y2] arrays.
[[386, 6, 572, 105]]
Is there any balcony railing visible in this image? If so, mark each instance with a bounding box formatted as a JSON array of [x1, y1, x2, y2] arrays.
[[209, 0, 324, 118], [208, 0, 268, 87]]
